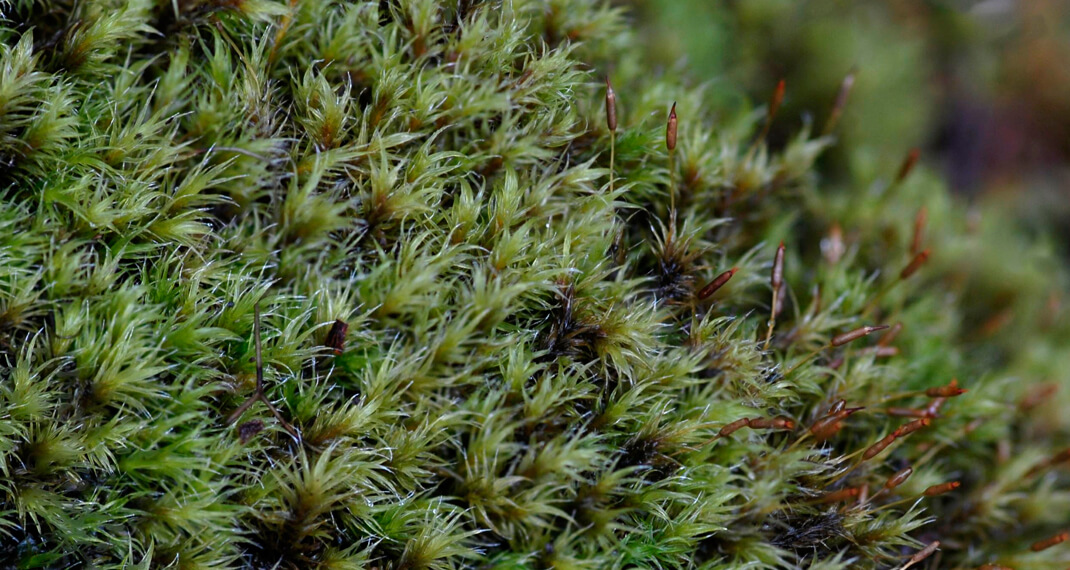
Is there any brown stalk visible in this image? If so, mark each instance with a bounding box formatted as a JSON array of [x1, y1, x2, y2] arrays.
[[923, 481, 960, 497], [225, 303, 301, 441], [901, 541, 939, 569]]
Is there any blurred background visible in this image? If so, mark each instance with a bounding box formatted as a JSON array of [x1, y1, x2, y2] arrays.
[[624, 0, 1070, 247]]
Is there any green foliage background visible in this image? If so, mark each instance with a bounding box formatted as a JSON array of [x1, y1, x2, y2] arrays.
[[1, 0, 1069, 568], [628, 0, 1070, 226]]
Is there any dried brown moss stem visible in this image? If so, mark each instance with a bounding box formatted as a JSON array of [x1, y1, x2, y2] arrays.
[[749, 79, 785, 159], [822, 70, 856, 136], [224, 303, 301, 441], [782, 324, 887, 377], [899, 540, 940, 570]]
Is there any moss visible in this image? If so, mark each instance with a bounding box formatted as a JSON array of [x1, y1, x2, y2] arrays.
[[1, 1, 1069, 568]]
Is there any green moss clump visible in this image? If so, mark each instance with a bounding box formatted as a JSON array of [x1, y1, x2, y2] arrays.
[[1, 1, 1069, 568]]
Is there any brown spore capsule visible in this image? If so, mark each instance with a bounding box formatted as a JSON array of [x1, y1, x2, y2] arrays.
[[697, 267, 738, 300], [771, 242, 786, 290], [823, 71, 855, 134], [923, 481, 960, 496], [926, 378, 966, 398], [900, 249, 930, 280], [885, 466, 913, 490], [769, 79, 786, 122], [1030, 531, 1069, 552], [666, 102, 677, 151], [924, 398, 946, 418], [859, 346, 900, 357], [911, 206, 927, 256], [895, 418, 931, 437], [605, 76, 617, 132], [810, 416, 843, 440], [979, 308, 1014, 337], [863, 433, 899, 460], [1047, 447, 1070, 467], [877, 322, 903, 347], [1019, 383, 1058, 411], [809, 408, 860, 441], [748, 416, 795, 430], [611, 227, 625, 265], [1044, 290, 1062, 328], [772, 280, 786, 316], [831, 324, 890, 347], [815, 486, 862, 504], [822, 223, 845, 265], [997, 440, 1012, 464], [834, 71, 855, 110], [896, 148, 921, 184], [718, 417, 751, 438], [964, 418, 985, 434], [887, 407, 928, 418], [325, 319, 349, 355]]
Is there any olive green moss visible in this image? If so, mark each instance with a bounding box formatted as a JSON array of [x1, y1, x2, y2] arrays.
[[1, 1, 1069, 568]]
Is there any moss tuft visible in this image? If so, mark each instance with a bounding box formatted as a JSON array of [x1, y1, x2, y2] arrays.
[[2, 1, 1070, 568]]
